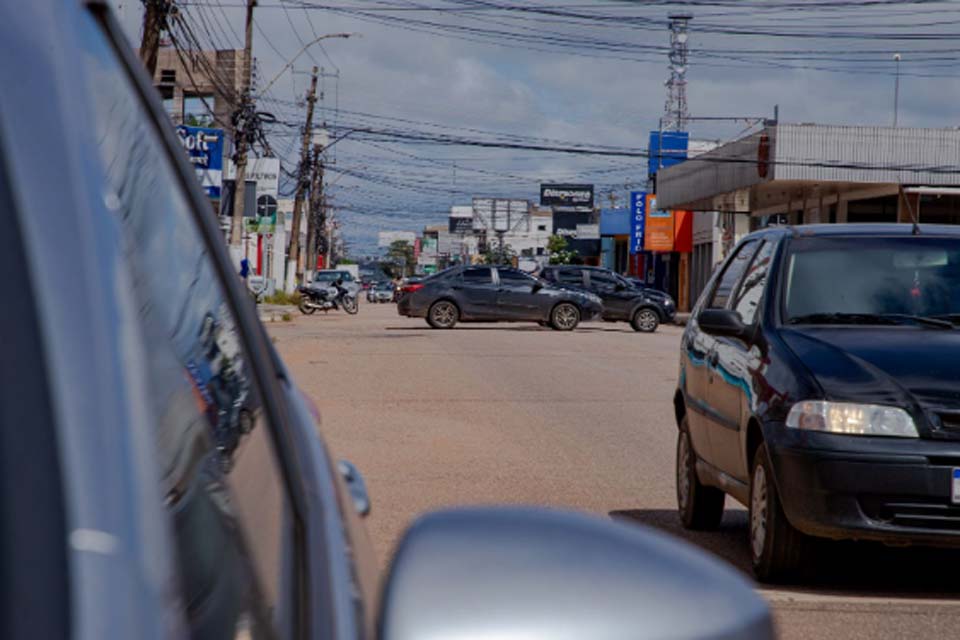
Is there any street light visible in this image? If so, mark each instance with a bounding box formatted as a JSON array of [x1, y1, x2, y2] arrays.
[[256, 33, 355, 98], [893, 53, 901, 127]]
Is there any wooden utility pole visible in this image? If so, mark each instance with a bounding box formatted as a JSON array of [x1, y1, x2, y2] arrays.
[[306, 145, 325, 271], [287, 66, 319, 284], [229, 0, 257, 246], [139, 0, 170, 78]]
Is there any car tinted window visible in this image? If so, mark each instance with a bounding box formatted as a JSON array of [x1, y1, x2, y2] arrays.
[[557, 269, 584, 285], [784, 236, 960, 320], [498, 269, 536, 284], [462, 267, 493, 283], [80, 15, 292, 638], [589, 270, 618, 290], [732, 241, 775, 325], [708, 240, 761, 309]]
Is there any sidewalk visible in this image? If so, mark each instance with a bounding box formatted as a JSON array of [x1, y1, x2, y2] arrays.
[[258, 303, 297, 323]]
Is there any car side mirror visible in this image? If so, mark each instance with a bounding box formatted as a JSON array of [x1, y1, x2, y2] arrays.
[[531, 281, 543, 293], [615, 281, 626, 291], [378, 507, 773, 640], [698, 308, 749, 339]]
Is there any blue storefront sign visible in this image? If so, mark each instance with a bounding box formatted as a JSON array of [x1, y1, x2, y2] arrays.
[[176, 125, 224, 198], [648, 130, 689, 178], [630, 191, 646, 255]]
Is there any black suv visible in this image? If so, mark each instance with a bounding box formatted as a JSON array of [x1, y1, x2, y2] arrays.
[[675, 224, 960, 581], [540, 266, 676, 332]]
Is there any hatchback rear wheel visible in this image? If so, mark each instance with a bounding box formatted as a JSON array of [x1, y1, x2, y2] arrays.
[[676, 418, 724, 530], [750, 443, 811, 582]]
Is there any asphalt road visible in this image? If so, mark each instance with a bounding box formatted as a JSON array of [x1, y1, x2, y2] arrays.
[[269, 301, 960, 639]]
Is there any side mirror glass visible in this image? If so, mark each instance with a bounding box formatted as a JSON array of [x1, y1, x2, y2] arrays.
[[698, 308, 748, 338], [379, 507, 773, 640]]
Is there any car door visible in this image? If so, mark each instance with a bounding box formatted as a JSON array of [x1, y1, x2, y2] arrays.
[[693, 239, 761, 472], [709, 240, 776, 481], [585, 269, 632, 320], [496, 268, 542, 319], [456, 266, 499, 318]]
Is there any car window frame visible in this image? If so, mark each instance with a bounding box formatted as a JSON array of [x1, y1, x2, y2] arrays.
[[557, 267, 586, 286], [585, 269, 619, 291], [704, 239, 762, 312], [496, 267, 536, 286], [728, 240, 776, 326], [89, 5, 312, 636], [460, 266, 493, 284]]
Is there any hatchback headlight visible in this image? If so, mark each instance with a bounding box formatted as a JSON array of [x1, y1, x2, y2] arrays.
[[786, 401, 918, 438]]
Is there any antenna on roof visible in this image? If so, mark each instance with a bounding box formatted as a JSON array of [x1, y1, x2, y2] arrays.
[[898, 185, 921, 235]]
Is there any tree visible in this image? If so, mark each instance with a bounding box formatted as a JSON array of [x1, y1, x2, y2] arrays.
[[482, 241, 517, 266], [386, 240, 416, 277], [547, 234, 578, 265]]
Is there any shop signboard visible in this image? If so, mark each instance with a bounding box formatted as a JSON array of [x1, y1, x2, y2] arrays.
[[540, 184, 594, 209], [226, 157, 281, 197], [576, 224, 600, 240], [449, 216, 473, 234], [643, 194, 675, 252], [647, 131, 689, 178], [176, 125, 223, 198], [629, 192, 646, 255]]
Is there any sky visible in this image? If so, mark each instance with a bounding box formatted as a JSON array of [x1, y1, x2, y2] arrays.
[[115, 1, 960, 255]]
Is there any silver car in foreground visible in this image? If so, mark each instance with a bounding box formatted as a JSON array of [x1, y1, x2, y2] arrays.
[[0, 2, 773, 639]]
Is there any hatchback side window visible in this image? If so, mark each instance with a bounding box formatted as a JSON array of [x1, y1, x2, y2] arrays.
[[708, 240, 761, 309], [79, 13, 294, 638], [462, 267, 493, 283], [732, 241, 775, 325]]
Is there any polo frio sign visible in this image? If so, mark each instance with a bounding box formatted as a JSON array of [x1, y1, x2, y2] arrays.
[[540, 183, 594, 209]]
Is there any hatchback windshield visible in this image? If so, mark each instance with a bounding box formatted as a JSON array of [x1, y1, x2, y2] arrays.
[[784, 236, 960, 321]]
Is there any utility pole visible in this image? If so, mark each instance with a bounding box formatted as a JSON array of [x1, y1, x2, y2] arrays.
[[306, 145, 325, 272], [286, 66, 319, 289], [229, 0, 257, 247], [893, 53, 902, 127], [139, 0, 172, 78]]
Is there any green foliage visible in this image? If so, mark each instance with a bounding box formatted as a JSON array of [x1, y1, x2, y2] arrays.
[[337, 258, 357, 265], [262, 290, 301, 306], [547, 234, 578, 265], [386, 240, 416, 277], [481, 242, 517, 266], [281, 312, 293, 322]]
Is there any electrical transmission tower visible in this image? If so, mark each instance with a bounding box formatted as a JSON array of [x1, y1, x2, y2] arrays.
[[664, 13, 692, 132]]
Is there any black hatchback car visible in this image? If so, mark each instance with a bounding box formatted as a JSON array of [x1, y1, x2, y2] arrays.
[[397, 265, 603, 330], [675, 224, 960, 581], [540, 266, 676, 332]]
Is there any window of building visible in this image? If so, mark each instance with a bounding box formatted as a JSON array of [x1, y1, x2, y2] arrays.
[[184, 94, 216, 127], [537, 224, 547, 231]]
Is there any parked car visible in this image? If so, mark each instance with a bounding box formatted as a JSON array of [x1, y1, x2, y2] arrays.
[[540, 266, 676, 332], [675, 223, 960, 581], [0, 2, 775, 639], [398, 265, 603, 330], [366, 281, 395, 303], [311, 269, 361, 298]]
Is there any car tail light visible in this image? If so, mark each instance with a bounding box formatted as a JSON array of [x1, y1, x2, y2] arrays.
[[401, 284, 424, 293]]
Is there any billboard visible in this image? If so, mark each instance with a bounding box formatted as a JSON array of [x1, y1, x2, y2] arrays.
[[176, 125, 223, 198], [472, 198, 529, 232], [629, 191, 646, 255], [540, 183, 594, 209], [449, 216, 473, 234], [226, 157, 280, 197], [378, 230, 416, 248], [643, 194, 675, 252], [648, 131, 689, 178]]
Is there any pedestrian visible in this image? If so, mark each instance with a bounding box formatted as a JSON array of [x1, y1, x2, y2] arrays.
[[239, 257, 250, 283]]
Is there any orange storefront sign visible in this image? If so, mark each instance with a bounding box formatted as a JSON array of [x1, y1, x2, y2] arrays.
[[673, 209, 693, 253], [643, 194, 674, 252]]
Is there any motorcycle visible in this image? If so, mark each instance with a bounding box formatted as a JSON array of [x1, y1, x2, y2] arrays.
[[298, 279, 359, 315]]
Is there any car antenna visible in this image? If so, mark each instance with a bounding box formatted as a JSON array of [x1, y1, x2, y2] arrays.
[[898, 184, 921, 235]]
